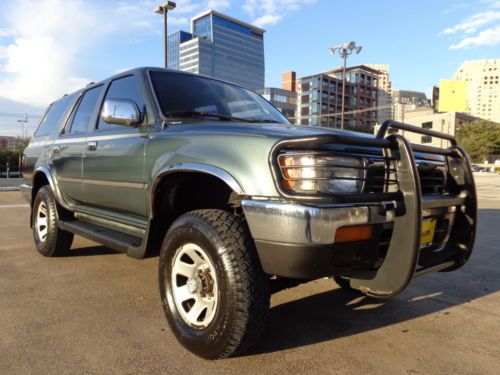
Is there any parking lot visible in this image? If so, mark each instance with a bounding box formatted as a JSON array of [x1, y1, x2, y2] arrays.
[[0, 175, 499, 374]]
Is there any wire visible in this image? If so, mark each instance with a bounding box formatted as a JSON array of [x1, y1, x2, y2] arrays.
[[0, 112, 42, 119]]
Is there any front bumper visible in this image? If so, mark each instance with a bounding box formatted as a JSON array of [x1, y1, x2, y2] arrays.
[[242, 200, 395, 279], [245, 120, 477, 298]]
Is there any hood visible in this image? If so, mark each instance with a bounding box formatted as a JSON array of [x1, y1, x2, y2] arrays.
[[166, 122, 376, 141]]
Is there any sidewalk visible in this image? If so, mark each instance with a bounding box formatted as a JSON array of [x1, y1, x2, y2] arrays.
[[0, 178, 22, 191]]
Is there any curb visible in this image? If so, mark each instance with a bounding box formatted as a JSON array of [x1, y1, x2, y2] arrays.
[[0, 187, 20, 192]]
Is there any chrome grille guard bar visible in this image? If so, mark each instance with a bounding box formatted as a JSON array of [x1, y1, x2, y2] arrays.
[[269, 120, 477, 298]]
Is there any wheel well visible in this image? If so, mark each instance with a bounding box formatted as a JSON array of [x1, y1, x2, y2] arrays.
[[32, 172, 50, 203], [145, 172, 242, 257]]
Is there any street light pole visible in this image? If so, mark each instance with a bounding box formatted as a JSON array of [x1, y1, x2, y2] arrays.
[[341, 54, 347, 129], [155, 1, 176, 68], [329, 41, 362, 130]]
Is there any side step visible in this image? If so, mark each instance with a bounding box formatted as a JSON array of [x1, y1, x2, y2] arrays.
[[59, 219, 143, 254]]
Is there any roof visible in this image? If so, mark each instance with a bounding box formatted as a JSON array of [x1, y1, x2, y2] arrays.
[[52, 67, 252, 105], [191, 9, 265, 35], [327, 65, 382, 75]]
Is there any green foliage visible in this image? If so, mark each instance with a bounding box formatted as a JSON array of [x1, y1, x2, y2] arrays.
[[0, 149, 21, 171], [456, 120, 500, 161]]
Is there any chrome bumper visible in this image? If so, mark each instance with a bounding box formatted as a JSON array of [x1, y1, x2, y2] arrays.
[[242, 199, 395, 245]]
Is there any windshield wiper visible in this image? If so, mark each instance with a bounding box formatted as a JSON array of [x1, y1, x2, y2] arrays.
[[164, 111, 254, 123]]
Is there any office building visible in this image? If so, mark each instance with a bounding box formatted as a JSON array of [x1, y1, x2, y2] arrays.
[[167, 30, 193, 70], [441, 59, 500, 123], [169, 10, 265, 91], [378, 107, 477, 148], [258, 87, 297, 121], [392, 90, 431, 122]]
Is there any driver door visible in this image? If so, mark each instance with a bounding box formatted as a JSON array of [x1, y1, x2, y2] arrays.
[[81, 74, 149, 220]]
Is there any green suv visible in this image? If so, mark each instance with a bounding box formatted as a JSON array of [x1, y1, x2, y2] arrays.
[[21, 68, 477, 359]]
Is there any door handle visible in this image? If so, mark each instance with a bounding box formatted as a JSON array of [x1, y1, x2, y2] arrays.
[[87, 141, 97, 151]]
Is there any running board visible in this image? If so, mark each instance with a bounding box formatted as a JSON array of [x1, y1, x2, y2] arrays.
[[59, 220, 143, 254]]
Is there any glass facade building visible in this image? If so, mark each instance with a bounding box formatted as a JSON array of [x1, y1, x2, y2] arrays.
[[172, 10, 265, 91], [258, 87, 297, 121], [167, 30, 193, 70]]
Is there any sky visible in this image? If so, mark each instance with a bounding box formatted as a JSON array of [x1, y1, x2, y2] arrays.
[[0, 0, 499, 136]]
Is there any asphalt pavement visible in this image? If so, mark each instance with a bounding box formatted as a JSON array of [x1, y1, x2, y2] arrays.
[[0, 175, 499, 374]]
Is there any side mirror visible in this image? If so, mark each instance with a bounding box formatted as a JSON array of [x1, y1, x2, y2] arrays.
[[101, 99, 141, 126]]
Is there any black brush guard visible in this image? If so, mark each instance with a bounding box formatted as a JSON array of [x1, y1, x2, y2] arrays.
[[269, 120, 477, 298]]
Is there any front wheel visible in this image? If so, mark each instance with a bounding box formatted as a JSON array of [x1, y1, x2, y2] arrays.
[[159, 209, 269, 359]]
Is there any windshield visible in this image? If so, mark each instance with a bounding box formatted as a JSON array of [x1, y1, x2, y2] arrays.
[[149, 71, 289, 124]]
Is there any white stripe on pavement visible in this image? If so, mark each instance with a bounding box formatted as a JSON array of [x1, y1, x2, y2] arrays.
[[0, 204, 29, 209]]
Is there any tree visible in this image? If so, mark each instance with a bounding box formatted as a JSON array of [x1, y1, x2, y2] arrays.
[[455, 120, 500, 161]]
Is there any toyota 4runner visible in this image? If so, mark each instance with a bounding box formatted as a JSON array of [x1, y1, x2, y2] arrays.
[[21, 68, 477, 359]]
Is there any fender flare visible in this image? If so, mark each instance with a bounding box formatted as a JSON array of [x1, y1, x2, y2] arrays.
[[149, 163, 245, 218], [32, 166, 72, 212]]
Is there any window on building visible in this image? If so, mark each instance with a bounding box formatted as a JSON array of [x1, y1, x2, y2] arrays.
[[421, 135, 432, 143], [422, 121, 433, 129]]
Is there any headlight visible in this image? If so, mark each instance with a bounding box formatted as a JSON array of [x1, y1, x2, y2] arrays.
[[278, 154, 366, 194]]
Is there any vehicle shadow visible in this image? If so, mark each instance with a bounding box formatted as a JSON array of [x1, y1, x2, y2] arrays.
[[64, 245, 121, 257], [246, 208, 499, 356]]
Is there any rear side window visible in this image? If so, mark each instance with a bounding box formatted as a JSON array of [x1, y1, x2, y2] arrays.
[[34, 94, 76, 137], [67, 85, 103, 135]]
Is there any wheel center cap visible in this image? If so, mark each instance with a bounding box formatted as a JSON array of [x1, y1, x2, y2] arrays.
[[186, 278, 199, 294]]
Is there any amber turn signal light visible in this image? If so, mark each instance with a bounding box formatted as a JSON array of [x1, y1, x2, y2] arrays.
[[334, 224, 373, 244]]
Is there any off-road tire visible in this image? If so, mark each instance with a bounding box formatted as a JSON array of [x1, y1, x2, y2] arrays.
[[32, 186, 73, 257], [159, 209, 270, 359]]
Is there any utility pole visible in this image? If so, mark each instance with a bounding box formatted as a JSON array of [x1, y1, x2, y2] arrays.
[[17, 113, 28, 139], [154, 2, 177, 68], [329, 41, 362, 130]]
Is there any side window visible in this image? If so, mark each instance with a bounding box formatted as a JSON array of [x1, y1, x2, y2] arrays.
[[67, 85, 103, 135], [97, 75, 144, 132], [34, 94, 76, 137]]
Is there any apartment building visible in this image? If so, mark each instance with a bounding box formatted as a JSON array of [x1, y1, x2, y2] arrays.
[[366, 64, 393, 124], [295, 65, 380, 133]]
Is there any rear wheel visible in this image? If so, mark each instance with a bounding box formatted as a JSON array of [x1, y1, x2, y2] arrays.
[[32, 186, 73, 257], [159, 209, 269, 359]]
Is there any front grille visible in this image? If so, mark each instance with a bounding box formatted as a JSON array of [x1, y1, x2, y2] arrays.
[[418, 164, 446, 194], [364, 162, 446, 195], [364, 161, 397, 193]]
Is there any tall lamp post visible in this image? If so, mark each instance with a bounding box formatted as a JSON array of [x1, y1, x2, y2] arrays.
[[329, 41, 362, 130], [154, 1, 176, 68]]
